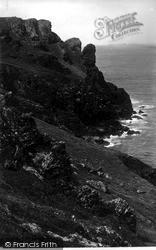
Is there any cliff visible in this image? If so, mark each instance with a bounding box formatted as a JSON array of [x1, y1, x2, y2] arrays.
[[0, 17, 133, 137], [0, 17, 156, 247]]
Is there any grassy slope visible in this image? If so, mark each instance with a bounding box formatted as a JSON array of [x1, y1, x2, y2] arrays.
[[36, 118, 156, 245], [0, 116, 156, 247]]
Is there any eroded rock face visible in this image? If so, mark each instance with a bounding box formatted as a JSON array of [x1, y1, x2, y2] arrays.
[[0, 17, 60, 45], [25, 18, 39, 41], [0, 16, 133, 136], [38, 19, 51, 39], [82, 44, 96, 67], [0, 107, 73, 185], [65, 38, 82, 53]]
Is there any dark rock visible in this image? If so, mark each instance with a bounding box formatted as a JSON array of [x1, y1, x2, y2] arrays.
[[65, 38, 82, 53], [123, 126, 129, 132], [127, 130, 140, 135], [94, 138, 109, 146], [82, 44, 96, 67], [49, 31, 61, 43], [0, 107, 73, 185], [24, 18, 39, 42], [94, 138, 105, 145], [138, 110, 144, 114], [38, 19, 51, 40]]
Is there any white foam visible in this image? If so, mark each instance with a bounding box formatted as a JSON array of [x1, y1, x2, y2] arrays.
[[131, 98, 140, 104], [139, 104, 155, 110], [121, 117, 147, 126], [104, 135, 122, 147]]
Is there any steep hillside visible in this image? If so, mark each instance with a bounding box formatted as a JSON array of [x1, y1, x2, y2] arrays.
[[0, 17, 156, 247], [0, 107, 156, 247]]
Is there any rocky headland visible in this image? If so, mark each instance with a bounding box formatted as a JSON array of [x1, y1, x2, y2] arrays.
[[0, 17, 156, 247]]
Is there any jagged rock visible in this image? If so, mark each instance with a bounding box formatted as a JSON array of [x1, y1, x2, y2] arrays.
[[10, 18, 25, 40], [138, 110, 144, 114], [127, 130, 140, 135], [0, 17, 61, 46], [0, 17, 24, 41], [49, 32, 61, 43], [25, 18, 39, 42], [0, 16, 133, 137], [82, 44, 96, 67], [0, 107, 73, 185], [65, 38, 82, 53], [33, 142, 72, 182], [38, 19, 51, 39]]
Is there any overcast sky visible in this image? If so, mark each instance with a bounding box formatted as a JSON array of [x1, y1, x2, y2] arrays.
[[0, 0, 156, 46]]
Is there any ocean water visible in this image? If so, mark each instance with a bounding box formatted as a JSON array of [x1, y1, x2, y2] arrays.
[[96, 44, 156, 168]]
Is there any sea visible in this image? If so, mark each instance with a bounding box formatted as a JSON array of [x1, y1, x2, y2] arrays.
[[96, 44, 156, 169]]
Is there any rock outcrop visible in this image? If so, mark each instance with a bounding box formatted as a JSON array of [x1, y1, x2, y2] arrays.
[[65, 37, 82, 53], [0, 16, 133, 137], [82, 43, 96, 67], [0, 17, 61, 46]]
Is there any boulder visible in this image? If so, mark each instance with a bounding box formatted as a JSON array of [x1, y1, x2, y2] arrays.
[[127, 130, 140, 135], [138, 110, 144, 114], [65, 38, 82, 53]]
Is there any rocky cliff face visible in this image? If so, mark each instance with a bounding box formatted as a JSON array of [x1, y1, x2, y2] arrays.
[[1, 17, 156, 247], [0, 17, 133, 137]]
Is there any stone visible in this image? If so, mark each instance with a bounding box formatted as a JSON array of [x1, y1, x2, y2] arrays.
[[38, 19, 51, 40], [138, 110, 144, 114], [127, 130, 140, 135], [24, 18, 39, 41], [65, 38, 82, 53], [82, 44, 96, 67]]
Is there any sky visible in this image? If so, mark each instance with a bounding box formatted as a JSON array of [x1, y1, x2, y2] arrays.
[[0, 0, 156, 46]]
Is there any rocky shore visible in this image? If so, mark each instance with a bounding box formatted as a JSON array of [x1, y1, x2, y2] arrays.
[[0, 17, 156, 247]]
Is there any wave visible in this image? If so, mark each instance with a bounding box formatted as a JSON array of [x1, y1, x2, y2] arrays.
[[131, 98, 140, 105], [139, 104, 155, 110]]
